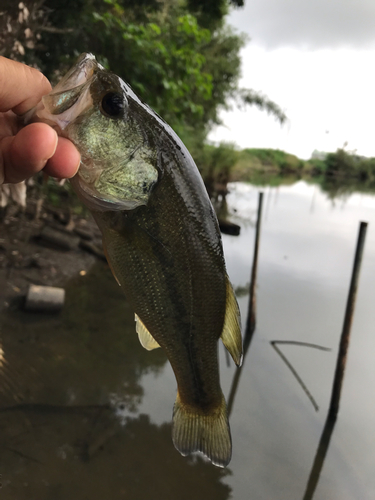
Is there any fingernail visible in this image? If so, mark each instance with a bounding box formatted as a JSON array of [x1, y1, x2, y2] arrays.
[[50, 129, 59, 156], [42, 128, 58, 162], [69, 150, 81, 178]]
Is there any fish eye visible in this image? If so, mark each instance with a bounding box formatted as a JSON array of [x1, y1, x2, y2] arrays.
[[100, 92, 126, 118]]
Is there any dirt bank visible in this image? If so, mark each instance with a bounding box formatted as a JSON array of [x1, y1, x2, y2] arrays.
[[0, 198, 105, 314]]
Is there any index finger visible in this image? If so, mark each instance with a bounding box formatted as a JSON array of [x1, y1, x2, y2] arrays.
[[0, 57, 52, 115]]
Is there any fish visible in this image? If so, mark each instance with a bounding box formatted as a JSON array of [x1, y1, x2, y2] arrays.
[[29, 53, 242, 467]]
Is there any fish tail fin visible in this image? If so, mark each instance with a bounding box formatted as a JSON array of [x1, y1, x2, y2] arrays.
[[172, 392, 232, 468]]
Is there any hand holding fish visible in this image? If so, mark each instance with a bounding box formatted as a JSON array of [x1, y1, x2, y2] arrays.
[[0, 56, 80, 185]]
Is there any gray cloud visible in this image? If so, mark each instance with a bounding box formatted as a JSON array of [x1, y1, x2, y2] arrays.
[[229, 0, 375, 49]]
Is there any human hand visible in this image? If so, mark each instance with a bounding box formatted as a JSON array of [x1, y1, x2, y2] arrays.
[[0, 56, 80, 185]]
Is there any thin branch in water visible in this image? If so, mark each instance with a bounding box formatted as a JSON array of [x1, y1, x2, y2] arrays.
[[270, 341, 331, 412], [272, 341, 331, 351], [5, 446, 43, 464]]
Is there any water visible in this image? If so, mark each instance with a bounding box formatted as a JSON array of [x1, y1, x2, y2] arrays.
[[1, 180, 375, 499]]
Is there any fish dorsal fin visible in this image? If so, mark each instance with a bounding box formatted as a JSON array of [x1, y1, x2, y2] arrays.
[[221, 275, 243, 367], [135, 314, 161, 351]]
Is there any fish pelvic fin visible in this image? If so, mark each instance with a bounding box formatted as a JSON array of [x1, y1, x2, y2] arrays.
[[172, 392, 232, 468], [221, 275, 243, 367], [135, 314, 160, 351]]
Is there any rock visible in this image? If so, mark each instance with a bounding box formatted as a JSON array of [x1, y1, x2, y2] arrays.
[[80, 240, 106, 260], [39, 226, 80, 250], [25, 285, 65, 312], [28, 255, 49, 269], [218, 219, 241, 236], [74, 226, 94, 240]]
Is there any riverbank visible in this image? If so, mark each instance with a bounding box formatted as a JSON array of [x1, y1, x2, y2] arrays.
[[198, 146, 375, 197], [1, 162, 373, 312], [0, 197, 105, 314]]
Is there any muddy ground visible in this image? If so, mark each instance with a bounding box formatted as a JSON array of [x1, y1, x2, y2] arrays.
[[0, 197, 105, 314]]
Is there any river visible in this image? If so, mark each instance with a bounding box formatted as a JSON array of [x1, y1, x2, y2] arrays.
[[0, 180, 374, 499]]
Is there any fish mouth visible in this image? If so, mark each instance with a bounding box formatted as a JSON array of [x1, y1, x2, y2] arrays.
[[40, 53, 102, 128], [52, 53, 101, 94], [25, 53, 102, 131]]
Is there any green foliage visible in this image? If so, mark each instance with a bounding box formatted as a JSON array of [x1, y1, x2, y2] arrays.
[[6, 0, 283, 139], [201, 146, 375, 194], [322, 149, 375, 182], [89, 5, 214, 128], [32, 0, 246, 135], [186, 0, 244, 29], [196, 142, 239, 193], [231, 148, 305, 181], [237, 89, 287, 125], [325, 149, 357, 176], [306, 158, 327, 175], [1, 0, 289, 199]]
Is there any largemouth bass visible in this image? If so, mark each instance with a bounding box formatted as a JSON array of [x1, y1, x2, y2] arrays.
[[30, 53, 242, 467]]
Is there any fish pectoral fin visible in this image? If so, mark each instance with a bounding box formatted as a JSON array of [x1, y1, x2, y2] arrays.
[[102, 241, 121, 286], [220, 275, 243, 367], [172, 392, 232, 468], [135, 314, 160, 351]]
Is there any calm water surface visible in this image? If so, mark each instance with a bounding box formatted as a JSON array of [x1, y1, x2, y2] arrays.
[[0, 180, 374, 499]]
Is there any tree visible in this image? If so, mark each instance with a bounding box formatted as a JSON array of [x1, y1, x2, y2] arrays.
[[1, 0, 286, 189], [11, 0, 284, 133]]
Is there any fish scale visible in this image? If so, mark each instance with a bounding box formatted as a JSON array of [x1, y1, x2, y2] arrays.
[[95, 158, 227, 412]]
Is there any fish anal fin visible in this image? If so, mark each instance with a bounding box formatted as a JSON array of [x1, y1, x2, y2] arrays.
[[135, 314, 160, 351], [221, 275, 243, 367], [172, 392, 232, 468]]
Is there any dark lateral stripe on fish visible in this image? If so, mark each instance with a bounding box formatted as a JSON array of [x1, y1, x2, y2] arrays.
[[172, 392, 231, 468]]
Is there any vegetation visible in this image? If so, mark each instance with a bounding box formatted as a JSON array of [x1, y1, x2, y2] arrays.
[[7, 3, 373, 202], [323, 149, 375, 181], [221, 146, 375, 199], [2, 0, 372, 198], [2, 1, 284, 136], [231, 148, 306, 181], [1, 0, 290, 198], [196, 142, 239, 195]]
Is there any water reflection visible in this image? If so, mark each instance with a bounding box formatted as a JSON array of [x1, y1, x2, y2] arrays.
[[222, 180, 375, 500], [302, 415, 337, 500], [0, 407, 231, 499], [0, 263, 166, 408], [228, 191, 263, 416], [0, 262, 232, 499], [1, 179, 375, 499]]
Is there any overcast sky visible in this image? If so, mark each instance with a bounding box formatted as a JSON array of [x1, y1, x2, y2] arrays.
[[208, 0, 375, 159]]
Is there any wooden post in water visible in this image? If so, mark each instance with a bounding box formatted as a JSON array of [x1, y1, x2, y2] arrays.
[[244, 191, 264, 348], [328, 220, 368, 419], [227, 191, 264, 415], [302, 414, 337, 500], [303, 220, 368, 500]]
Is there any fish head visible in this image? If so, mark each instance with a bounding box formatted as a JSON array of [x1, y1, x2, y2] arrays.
[[32, 53, 158, 211]]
